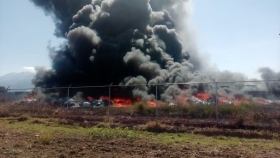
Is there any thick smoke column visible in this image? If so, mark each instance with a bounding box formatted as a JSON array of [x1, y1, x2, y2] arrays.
[[30, 0, 278, 101], [31, 0, 196, 100], [258, 67, 280, 98]]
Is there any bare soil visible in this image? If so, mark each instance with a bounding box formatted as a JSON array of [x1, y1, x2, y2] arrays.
[[0, 129, 280, 158]]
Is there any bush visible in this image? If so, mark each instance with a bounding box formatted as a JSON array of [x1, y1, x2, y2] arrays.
[[158, 104, 175, 113], [58, 118, 68, 125], [32, 119, 45, 124], [37, 132, 53, 145], [145, 121, 167, 133], [103, 116, 114, 123], [96, 122, 110, 128], [0, 108, 9, 117], [17, 114, 29, 122], [187, 105, 215, 118], [134, 102, 154, 114], [234, 117, 244, 128]]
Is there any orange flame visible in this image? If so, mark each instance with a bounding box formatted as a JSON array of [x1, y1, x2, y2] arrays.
[[195, 92, 211, 101], [233, 95, 249, 105], [87, 96, 94, 101], [174, 95, 189, 105], [147, 100, 156, 107], [24, 91, 37, 100], [99, 96, 132, 107]]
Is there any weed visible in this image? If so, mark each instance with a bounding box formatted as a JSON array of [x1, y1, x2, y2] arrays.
[[145, 121, 167, 133], [36, 132, 53, 145], [234, 116, 244, 128], [134, 102, 153, 114], [58, 118, 68, 125], [32, 119, 45, 124], [187, 105, 215, 118], [103, 116, 114, 123], [0, 108, 9, 117], [96, 122, 111, 128], [17, 114, 29, 122], [89, 127, 139, 140]]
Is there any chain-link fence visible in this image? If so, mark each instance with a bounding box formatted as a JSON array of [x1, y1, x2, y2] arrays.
[[1, 80, 279, 130]]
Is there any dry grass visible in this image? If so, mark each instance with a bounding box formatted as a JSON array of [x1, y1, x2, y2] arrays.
[[32, 119, 45, 124], [58, 118, 68, 125], [1, 101, 279, 131], [0, 107, 9, 117], [145, 121, 167, 133], [17, 114, 29, 122], [36, 132, 53, 145]]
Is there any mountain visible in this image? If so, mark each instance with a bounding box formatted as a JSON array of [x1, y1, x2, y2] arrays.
[[0, 71, 35, 89]]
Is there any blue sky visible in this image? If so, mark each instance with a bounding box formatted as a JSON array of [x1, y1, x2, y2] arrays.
[[0, 0, 279, 79]]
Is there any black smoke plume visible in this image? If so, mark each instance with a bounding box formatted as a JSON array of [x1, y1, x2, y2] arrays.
[[30, 0, 279, 101], [30, 0, 197, 100]]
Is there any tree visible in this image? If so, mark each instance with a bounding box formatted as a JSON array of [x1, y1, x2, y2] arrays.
[[0, 86, 7, 94]]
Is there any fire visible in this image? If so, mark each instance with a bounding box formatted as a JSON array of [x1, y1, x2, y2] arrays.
[[24, 91, 37, 100], [112, 98, 132, 107], [195, 92, 211, 101], [147, 100, 156, 107], [87, 96, 94, 101], [218, 93, 232, 105], [174, 95, 189, 105], [233, 95, 249, 105], [99, 96, 132, 107]]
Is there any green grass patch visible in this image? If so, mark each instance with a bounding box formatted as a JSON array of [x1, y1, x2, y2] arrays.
[[0, 117, 278, 151]]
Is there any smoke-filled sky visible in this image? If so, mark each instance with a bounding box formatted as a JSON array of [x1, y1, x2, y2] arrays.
[[0, 0, 279, 79]]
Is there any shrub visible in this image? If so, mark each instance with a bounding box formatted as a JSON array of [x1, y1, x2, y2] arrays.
[[0, 108, 9, 117], [37, 132, 53, 145], [103, 116, 114, 123], [32, 119, 45, 124], [234, 117, 244, 128], [17, 114, 29, 122], [134, 102, 153, 114], [187, 105, 215, 118], [145, 121, 167, 133], [158, 104, 175, 113], [58, 118, 68, 125], [96, 122, 111, 128]]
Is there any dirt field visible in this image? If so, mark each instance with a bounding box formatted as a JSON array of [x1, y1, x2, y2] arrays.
[[0, 116, 279, 158], [0, 103, 280, 157]]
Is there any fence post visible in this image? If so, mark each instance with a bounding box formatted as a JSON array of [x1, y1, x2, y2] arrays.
[[67, 84, 72, 110], [108, 83, 113, 116], [5, 89, 8, 102], [156, 85, 158, 120], [6, 86, 10, 102], [215, 81, 218, 121], [109, 83, 113, 107]]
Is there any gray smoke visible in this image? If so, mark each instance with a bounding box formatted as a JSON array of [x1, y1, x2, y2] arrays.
[[30, 0, 279, 102], [258, 67, 280, 98]]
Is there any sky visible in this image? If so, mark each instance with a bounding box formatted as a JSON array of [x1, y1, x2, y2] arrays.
[[0, 0, 279, 79]]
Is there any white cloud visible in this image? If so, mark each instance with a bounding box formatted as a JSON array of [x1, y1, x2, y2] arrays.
[[23, 67, 36, 73]]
